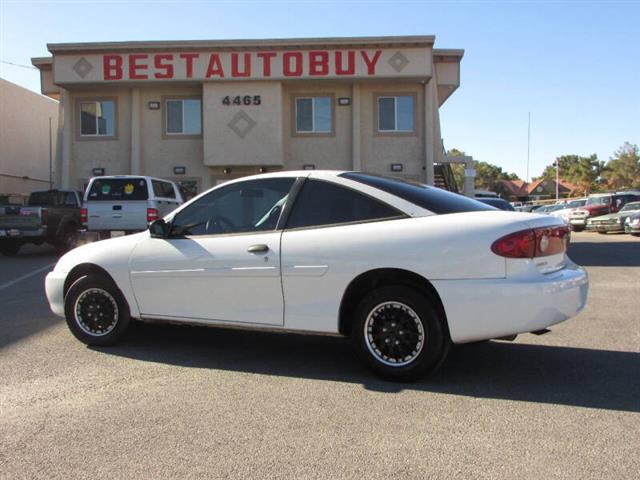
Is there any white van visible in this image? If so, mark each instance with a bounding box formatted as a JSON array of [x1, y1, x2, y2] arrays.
[[83, 176, 183, 238]]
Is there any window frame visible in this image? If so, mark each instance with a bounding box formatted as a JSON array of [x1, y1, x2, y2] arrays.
[[162, 96, 203, 139], [374, 93, 417, 136], [283, 178, 407, 231], [76, 97, 118, 141], [292, 94, 335, 137]]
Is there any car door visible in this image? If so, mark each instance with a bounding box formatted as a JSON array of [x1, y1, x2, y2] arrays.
[[280, 178, 407, 333], [129, 176, 296, 325]]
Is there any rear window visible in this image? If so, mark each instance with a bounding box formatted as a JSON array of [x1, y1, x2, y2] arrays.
[[87, 178, 149, 201], [340, 173, 494, 214], [477, 198, 515, 211], [28, 191, 64, 206]]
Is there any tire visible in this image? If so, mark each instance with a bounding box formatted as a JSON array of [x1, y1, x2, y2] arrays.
[[597, 231, 607, 235], [0, 241, 21, 256], [55, 224, 79, 253], [351, 286, 450, 381], [98, 231, 111, 240], [64, 274, 131, 346], [632, 233, 640, 237]]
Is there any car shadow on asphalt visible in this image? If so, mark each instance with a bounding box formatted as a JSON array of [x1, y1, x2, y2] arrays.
[[568, 240, 640, 267], [98, 322, 640, 413]]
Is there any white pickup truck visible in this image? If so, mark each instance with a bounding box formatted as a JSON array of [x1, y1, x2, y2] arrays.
[[83, 176, 183, 238]]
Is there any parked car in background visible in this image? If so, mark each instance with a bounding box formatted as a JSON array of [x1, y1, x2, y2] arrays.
[[0, 189, 82, 256], [46, 171, 588, 381], [477, 198, 515, 211], [535, 204, 564, 214], [549, 198, 587, 224], [624, 212, 640, 236], [83, 176, 184, 239], [569, 192, 640, 231], [587, 201, 640, 234]]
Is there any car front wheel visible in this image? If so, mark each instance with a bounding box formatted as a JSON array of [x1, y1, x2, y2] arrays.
[[64, 274, 131, 346], [351, 286, 449, 381]]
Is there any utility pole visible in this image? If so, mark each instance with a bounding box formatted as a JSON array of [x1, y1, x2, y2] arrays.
[[556, 157, 560, 203], [48, 116, 53, 189], [526, 112, 531, 183]]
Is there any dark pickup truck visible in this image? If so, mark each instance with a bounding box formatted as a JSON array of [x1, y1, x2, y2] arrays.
[[0, 189, 82, 256]]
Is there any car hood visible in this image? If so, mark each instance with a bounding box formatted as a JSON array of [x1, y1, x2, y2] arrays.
[[54, 232, 147, 273]]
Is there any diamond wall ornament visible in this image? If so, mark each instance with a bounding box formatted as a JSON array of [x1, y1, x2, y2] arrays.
[[73, 57, 94, 78], [388, 51, 409, 73], [227, 110, 257, 138]]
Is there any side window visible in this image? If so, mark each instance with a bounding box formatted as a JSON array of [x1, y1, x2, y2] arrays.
[[295, 97, 332, 134], [377, 95, 414, 132], [171, 178, 295, 236], [79, 99, 116, 137], [165, 98, 202, 135], [286, 179, 403, 229], [152, 180, 176, 199]]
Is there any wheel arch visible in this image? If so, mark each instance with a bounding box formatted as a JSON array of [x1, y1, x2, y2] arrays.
[[63, 263, 117, 300], [338, 268, 450, 339]]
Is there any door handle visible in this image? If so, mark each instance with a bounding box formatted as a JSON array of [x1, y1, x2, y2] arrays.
[[247, 244, 269, 253]]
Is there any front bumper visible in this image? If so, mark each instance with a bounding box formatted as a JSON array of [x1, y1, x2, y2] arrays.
[[569, 218, 587, 227], [434, 260, 589, 343], [45, 270, 67, 317]]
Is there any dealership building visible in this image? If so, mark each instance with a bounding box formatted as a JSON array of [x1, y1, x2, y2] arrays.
[[31, 35, 464, 196]]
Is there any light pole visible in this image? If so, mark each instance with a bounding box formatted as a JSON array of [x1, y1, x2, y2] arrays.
[[555, 157, 559, 201]]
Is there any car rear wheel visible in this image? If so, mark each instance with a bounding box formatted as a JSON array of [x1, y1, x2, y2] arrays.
[[64, 274, 131, 346], [351, 286, 449, 381], [55, 225, 79, 253]]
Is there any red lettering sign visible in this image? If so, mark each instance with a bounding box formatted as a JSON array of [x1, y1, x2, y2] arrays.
[[129, 54, 149, 80], [154, 54, 174, 79], [231, 53, 251, 77], [335, 51, 355, 75], [206, 54, 224, 78], [360, 50, 382, 75], [309, 51, 329, 76], [103, 55, 123, 80], [283, 52, 303, 77], [257, 52, 276, 76], [179, 53, 199, 78]]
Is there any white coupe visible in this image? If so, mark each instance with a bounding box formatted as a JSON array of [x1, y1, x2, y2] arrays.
[[45, 171, 589, 380]]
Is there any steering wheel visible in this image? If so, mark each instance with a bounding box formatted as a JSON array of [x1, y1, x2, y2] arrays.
[[205, 215, 236, 234]]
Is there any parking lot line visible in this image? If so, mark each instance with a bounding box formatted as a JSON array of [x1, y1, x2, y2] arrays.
[[0, 263, 55, 293]]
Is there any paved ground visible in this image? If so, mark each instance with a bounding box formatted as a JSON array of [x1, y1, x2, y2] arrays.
[[0, 233, 638, 479]]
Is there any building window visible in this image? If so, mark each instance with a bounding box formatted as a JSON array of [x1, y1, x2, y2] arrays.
[[377, 95, 414, 132], [165, 98, 202, 135], [295, 97, 332, 134], [80, 100, 115, 136]]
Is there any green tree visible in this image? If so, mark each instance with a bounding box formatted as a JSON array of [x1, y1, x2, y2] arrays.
[[445, 149, 521, 195], [541, 154, 604, 195], [602, 142, 640, 190]]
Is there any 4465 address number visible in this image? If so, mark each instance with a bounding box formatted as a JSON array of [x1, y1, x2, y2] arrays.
[[222, 95, 261, 106]]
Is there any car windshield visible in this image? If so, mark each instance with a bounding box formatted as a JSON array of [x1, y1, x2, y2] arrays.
[[621, 202, 640, 212], [567, 200, 586, 208], [586, 196, 609, 206], [339, 173, 494, 214], [87, 178, 149, 201]]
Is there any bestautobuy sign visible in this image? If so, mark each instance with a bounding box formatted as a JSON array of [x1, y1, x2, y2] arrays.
[[53, 48, 432, 83]]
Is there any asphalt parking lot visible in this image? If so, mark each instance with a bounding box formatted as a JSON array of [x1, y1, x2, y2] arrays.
[[1, 233, 638, 479]]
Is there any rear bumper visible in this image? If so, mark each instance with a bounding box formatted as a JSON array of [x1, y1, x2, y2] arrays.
[[0, 228, 46, 239], [45, 270, 66, 317], [434, 260, 589, 343]]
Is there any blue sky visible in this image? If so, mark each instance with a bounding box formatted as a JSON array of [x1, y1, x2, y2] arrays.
[[1, 0, 638, 180]]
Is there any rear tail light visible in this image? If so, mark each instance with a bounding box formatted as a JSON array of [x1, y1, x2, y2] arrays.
[[41, 208, 48, 226], [80, 207, 88, 225], [492, 226, 569, 258], [147, 208, 159, 223]]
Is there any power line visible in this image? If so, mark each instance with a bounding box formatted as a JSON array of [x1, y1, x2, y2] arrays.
[[0, 60, 38, 70]]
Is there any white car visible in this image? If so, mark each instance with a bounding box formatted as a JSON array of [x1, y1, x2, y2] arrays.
[[549, 198, 587, 223], [45, 171, 588, 380]]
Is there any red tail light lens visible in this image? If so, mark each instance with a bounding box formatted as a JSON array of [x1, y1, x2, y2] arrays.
[[147, 208, 159, 223], [492, 226, 569, 258], [80, 207, 88, 225], [41, 208, 48, 226]]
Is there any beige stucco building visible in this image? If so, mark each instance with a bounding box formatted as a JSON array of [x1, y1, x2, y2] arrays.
[[0, 78, 59, 195], [31, 36, 463, 196]]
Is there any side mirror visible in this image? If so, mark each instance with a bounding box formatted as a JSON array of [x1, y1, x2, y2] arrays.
[[149, 219, 170, 238]]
